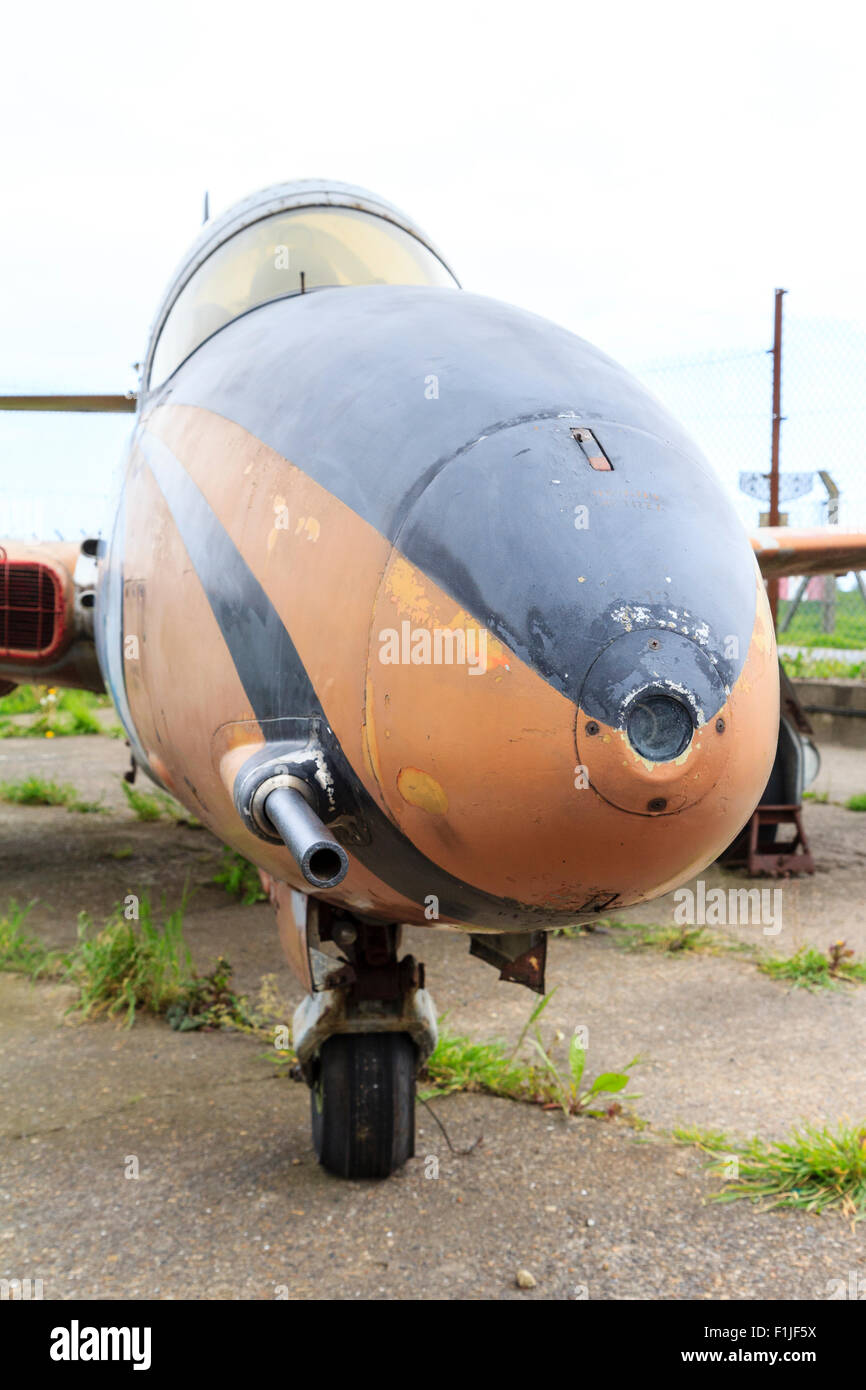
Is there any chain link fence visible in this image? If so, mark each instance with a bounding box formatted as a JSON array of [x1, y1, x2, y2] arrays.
[[632, 315, 866, 663]]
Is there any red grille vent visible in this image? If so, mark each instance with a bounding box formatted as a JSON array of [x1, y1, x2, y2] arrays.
[[0, 549, 66, 659]]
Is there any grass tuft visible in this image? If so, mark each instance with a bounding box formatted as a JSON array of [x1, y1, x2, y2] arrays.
[[60, 895, 261, 1030], [0, 902, 59, 976], [64, 896, 194, 1026], [120, 780, 200, 827], [422, 1028, 531, 1099], [623, 922, 715, 953], [671, 1124, 731, 1152], [758, 941, 866, 990], [0, 776, 103, 814], [562, 917, 750, 958], [0, 891, 279, 1036], [0, 775, 77, 806], [708, 1121, 866, 1220], [212, 849, 267, 904], [422, 991, 641, 1119]]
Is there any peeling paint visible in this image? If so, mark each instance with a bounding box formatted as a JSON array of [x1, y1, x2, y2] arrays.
[[362, 670, 384, 794], [294, 515, 320, 542], [385, 553, 433, 624]]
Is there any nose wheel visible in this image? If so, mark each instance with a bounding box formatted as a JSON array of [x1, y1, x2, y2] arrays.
[[311, 1032, 417, 1178], [292, 914, 438, 1180]]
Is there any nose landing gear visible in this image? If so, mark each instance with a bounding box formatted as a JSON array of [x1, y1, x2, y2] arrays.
[[290, 913, 438, 1179]]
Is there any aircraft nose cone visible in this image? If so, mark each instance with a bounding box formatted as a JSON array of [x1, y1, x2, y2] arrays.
[[575, 625, 733, 817], [365, 412, 778, 918]]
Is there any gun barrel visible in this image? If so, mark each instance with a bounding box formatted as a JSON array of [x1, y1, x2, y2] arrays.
[[263, 786, 349, 889]]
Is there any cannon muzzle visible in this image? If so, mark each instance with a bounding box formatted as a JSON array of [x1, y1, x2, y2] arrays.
[[262, 785, 349, 889]]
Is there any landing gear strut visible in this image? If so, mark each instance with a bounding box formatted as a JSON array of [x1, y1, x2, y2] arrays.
[[290, 909, 437, 1179]]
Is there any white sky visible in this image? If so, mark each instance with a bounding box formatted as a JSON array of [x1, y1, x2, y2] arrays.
[[1, 0, 864, 537]]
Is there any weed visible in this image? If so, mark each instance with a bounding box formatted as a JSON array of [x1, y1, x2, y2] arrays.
[[421, 990, 641, 1119], [0, 776, 103, 814], [120, 782, 165, 821], [63, 896, 194, 1026], [0, 902, 59, 976], [165, 956, 264, 1032], [758, 941, 866, 990], [524, 993, 640, 1118], [599, 918, 746, 957], [0, 776, 77, 807], [421, 1028, 531, 1100], [625, 922, 714, 953], [120, 780, 200, 827], [212, 848, 267, 903], [67, 795, 105, 814], [0, 686, 44, 715], [58, 692, 103, 735], [707, 1121, 866, 1220], [1, 893, 285, 1041], [671, 1125, 731, 1152]]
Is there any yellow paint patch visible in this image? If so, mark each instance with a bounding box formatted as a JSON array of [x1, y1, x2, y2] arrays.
[[384, 554, 433, 623], [294, 515, 320, 542], [397, 767, 449, 816], [382, 554, 514, 675]]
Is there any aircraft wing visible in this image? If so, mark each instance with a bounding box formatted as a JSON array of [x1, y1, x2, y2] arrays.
[[0, 394, 136, 412], [751, 527, 866, 578]]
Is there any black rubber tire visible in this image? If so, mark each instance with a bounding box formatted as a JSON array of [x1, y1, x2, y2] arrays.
[[310, 1032, 416, 1179]]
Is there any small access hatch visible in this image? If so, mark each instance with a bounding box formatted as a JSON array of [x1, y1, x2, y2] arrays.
[[571, 427, 613, 471]]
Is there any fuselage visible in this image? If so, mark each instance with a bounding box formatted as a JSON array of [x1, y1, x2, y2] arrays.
[[94, 183, 779, 932]]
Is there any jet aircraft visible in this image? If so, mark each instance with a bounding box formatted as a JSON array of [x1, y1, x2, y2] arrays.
[[3, 180, 864, 1176]]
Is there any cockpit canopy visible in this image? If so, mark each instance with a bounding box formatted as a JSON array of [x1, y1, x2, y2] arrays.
[[148, 204, 458, 386]]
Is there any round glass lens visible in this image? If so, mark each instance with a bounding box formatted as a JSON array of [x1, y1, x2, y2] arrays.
[[627, 695, 693, 761]]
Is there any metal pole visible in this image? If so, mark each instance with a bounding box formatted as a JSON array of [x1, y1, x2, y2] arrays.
[[818, 470, 839, 634], [767, 287, 786, 627]]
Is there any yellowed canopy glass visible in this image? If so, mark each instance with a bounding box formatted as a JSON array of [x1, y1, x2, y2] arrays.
[[150, 207, 456, 385]]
